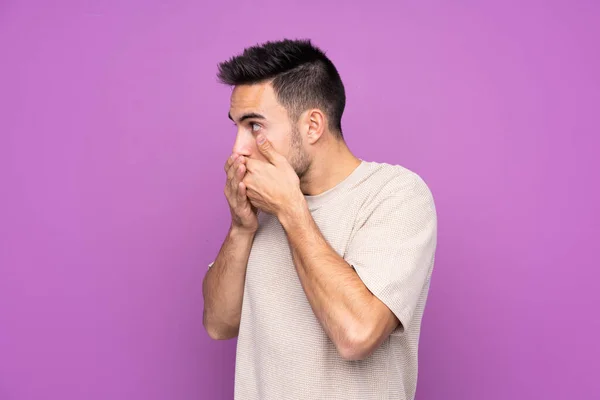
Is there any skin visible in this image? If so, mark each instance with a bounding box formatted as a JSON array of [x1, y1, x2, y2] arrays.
[[202, 81, 400, 361]]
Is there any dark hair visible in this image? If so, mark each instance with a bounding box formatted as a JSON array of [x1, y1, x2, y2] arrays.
[[217, 39, 346, 138]]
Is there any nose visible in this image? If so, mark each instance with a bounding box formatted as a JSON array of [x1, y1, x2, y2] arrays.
[[232, 129, 254, 157]]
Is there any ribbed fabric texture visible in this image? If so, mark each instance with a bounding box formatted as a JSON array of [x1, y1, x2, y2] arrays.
[[225, 160, 437, 400]]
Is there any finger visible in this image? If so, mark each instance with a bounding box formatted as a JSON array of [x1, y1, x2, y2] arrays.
[[235, 163, 246, 183], [237, 182, 248, 204], [246, 187, 259, 201], [245, 157, 256, 173], [227, 156, 244, 183], [247, 192, 260, 210], [226, 161, 236, 183], [230, 162, 246, 193], [242, 173, 253, 191], [256, 135, 279, 165], [245, 157, 265, 174], [224, 153, 238, 172]]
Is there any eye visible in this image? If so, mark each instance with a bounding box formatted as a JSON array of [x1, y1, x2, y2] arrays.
[[250, 122, 262, 133]]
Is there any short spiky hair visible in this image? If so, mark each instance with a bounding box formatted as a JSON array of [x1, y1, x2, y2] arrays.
[[217, 39, 346, 137]]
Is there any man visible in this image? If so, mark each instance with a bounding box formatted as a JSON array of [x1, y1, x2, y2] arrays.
[[202, 39, 437, 400]]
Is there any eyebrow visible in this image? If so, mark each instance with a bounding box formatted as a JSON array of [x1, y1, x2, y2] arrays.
[[228, 112, 266, 123]]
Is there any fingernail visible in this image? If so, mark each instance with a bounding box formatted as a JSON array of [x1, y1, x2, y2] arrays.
[[257, 135, 265, 144]]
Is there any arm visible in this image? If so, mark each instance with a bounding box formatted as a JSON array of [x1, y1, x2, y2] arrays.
[[202, 154, 258, 340], [243, 136, 436, 360], [278, 203, 400, 361], [202, 225, 255, 340]]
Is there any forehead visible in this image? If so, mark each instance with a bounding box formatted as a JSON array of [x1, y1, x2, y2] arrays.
[[229, 83, 286, 119]]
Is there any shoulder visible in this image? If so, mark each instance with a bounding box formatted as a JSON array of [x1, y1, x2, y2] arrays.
[[358, 161, 435, 211]]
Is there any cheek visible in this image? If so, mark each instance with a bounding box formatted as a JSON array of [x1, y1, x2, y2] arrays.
[[267, 136, 291, 157]]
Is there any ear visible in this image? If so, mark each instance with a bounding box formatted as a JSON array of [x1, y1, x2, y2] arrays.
[[303, 109, 326, 144]]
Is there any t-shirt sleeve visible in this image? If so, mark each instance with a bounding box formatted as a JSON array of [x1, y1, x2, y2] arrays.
[[344, 175, 437, 334]]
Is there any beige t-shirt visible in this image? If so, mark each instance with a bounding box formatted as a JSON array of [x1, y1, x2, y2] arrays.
[[224, 160, 437, 400]]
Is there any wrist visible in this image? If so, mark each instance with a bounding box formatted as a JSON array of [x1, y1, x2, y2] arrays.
[[278, 196, 309, 230], [229, 224, 257, 239]]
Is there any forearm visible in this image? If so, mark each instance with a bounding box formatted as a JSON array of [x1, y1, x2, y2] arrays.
[[202, 226, 255, 339], [278, 203, 378, 359]]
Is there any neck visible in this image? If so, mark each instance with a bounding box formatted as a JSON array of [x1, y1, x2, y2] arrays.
[[299, 135, 362, 196]]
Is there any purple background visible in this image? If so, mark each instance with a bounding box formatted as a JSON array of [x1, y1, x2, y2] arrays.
[[1, 1, 599, 399]]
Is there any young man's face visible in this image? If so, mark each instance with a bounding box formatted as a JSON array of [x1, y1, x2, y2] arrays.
[[228, 82, 310, 176]]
